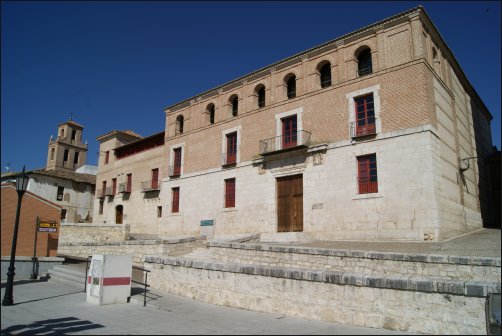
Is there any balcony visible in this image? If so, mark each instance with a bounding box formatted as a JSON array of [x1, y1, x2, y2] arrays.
[[105, 186, 115, 196], [118, 183, 131, 193], [221, 152, 237, 166], [141, 180, 161, 192], [357, 177, 378, 194], [168, 165, 181, 177], [259, 130, 311, 155], [96, 189, 105, 199], [350, 119, 377, 138]]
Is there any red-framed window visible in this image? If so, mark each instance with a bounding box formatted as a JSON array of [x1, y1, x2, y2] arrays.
[[355, 94, 376, 136], [282, 115, 297, 149], [357, 154, 378, 194], [226, 132, 237, 164], [101, 181, 107, 198], [105, 151, 110, 164], [172, 187, 180, 213], [173, 148, 182, 176], [225, 178, 235, 208], [126, 174, 132, 192], [112, 178, 117, 195], [151, 168, 159, 189]]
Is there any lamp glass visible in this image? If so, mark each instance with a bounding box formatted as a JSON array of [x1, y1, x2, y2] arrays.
[[15, 169, 29, 192]]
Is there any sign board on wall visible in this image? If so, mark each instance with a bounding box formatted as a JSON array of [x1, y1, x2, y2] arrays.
[[38, 221, 58, 233]]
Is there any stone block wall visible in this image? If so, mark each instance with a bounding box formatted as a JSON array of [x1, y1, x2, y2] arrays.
[[57, 237, 206, 264], [59, 222, 130, 243], [207, 242, 501, 283], [145, 255, 498, 334]]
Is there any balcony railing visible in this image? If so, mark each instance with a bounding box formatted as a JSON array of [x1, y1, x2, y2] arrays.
[[168, 165, 181, 177], [358, 177, 378, 194], [221, 152, 237, 166], [96, 189, 105, 198], [350, 118, 377, 138], [105, 186, 115, 196], [259, 130, 311, 155], [118, 183, 131, 193], [357, 66, 373, 77], [141, 180, 161, 192]]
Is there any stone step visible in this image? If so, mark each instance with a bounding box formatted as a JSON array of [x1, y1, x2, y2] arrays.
[[129, 233, 161, 241], [183, 248, 214, 260], [48, 264, 87, 290]]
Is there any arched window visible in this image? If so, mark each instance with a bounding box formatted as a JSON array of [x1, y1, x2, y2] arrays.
[[176, 115, 184, 134], [207, 104, 215, 124], [319, 63, 331, 88], [256, 85, 265, 108], [286, 75, 296, 99], [357, 48, 372, 76], [432, 46, 441, 75], [230, 95, 238, 116]]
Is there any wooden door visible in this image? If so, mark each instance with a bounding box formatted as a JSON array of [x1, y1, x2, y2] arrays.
[[281, 115, 298, 149], [152, 168, 159, 189], [277, 174, 303, 232], [173, 148, 182, 175], [226, 132, 237, 164]]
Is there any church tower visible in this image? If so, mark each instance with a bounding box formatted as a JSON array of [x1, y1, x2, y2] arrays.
[[46, 119, 88, 171]]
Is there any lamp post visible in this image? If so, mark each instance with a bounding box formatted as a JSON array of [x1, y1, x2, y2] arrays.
[[2, 166, 30, 306]]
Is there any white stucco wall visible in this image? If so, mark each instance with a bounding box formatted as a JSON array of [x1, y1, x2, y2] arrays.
[[27, 175, 94, 222]]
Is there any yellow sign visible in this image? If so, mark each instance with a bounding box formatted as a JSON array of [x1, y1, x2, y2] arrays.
[[38, 221, 58, 232], [39, 222, 58, 228]]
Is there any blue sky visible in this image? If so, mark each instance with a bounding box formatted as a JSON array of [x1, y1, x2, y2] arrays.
[[2, 1, 500, 172]]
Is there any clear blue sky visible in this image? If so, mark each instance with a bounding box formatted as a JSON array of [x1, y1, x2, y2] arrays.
[[2, 1, 500, 172]]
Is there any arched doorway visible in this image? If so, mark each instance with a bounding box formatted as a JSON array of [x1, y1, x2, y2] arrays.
[[115, 205, 123, 224]]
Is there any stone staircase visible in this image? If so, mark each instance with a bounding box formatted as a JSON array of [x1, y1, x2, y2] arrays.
[[129, 233, 162, 241], [182, 247, 214, 261], [48, 263, 87, 290]]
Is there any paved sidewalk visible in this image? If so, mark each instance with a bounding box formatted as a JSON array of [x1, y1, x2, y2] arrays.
[[1, 280, 410, 335], [276, 228, 501, 257]]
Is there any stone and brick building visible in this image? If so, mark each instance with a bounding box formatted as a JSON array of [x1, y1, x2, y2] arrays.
[[1, 119, 96, 257], [93, 6, 497, 242], [29, 119, 96, 223]]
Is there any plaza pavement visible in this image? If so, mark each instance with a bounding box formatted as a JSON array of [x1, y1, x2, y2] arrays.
[[1, 279, 409, 335]]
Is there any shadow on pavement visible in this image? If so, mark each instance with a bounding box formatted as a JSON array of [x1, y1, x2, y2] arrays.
[[13, 291, 83, 306], [0, 277, 49, 289], [0, 317, 104, 335]]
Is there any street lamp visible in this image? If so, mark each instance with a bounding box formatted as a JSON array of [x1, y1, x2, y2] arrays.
[[2, 166, 30, 306]]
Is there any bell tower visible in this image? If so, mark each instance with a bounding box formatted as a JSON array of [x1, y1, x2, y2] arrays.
[[46, 119, 88, 171]]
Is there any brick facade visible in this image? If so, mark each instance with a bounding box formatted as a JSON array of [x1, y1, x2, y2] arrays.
[[92, 6, 495, 241], [1, 184, 61, 257]]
